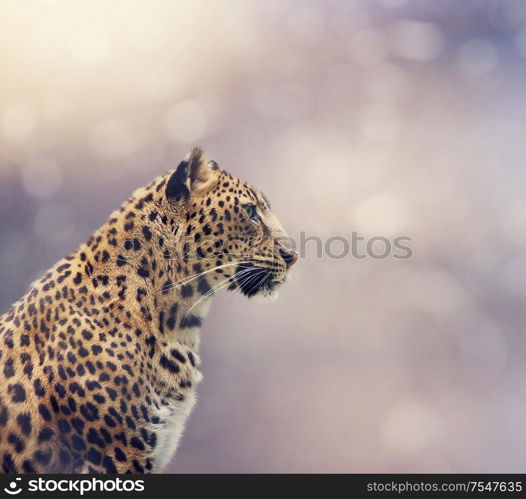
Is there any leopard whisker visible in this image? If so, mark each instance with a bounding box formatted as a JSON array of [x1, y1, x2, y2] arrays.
[[184, 268, 255, 317], [245, 270, 271, 296], [162, 261, 253, 292]]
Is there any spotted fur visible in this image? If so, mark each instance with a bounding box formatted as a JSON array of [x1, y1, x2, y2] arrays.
[[0, 148, 296, 474]]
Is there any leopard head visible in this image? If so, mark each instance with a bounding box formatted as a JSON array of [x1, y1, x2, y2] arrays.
[[162, 147, 297, 299]]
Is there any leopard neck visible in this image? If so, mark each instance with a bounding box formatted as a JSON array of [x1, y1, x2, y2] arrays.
[[76, 177, 217, 351]]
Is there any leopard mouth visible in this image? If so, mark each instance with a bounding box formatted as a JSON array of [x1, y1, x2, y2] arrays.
[[229, 263, 276, 297]]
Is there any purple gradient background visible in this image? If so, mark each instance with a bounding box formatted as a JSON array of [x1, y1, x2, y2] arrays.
[[1, 0, 526, 472]]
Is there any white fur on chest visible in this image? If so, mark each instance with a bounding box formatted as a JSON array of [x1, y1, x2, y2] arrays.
[[151, 299, 209, 472], [151, 386, 198, 473]]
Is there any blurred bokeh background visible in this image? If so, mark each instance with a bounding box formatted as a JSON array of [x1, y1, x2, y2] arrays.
[[1, 0, 526, 472]]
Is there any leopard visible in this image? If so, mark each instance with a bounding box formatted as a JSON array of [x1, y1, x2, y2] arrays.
[[0, 148, 297, 474]]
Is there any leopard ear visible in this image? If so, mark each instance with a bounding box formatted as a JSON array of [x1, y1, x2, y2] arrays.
[[166, 147, 217, 201]]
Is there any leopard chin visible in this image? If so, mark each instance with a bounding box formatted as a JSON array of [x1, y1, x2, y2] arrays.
[[250, 286, 280, 303], [228, 263, 281, 299]]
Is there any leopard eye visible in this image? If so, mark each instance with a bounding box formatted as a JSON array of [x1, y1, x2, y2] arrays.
[[244, 204, 257, 219]]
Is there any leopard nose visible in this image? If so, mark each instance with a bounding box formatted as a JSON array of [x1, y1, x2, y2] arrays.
[[279, 248, 298, 268]]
